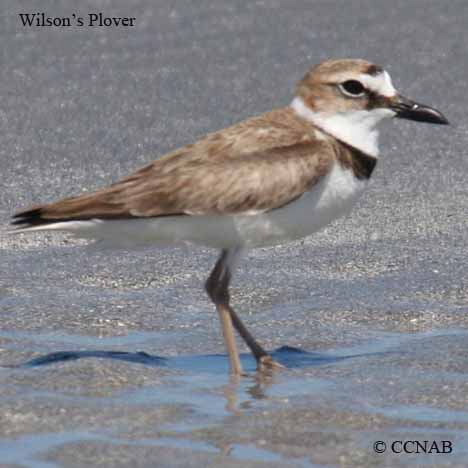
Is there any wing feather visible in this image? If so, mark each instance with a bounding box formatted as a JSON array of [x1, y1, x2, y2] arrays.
[[12, 108, 334, 227]]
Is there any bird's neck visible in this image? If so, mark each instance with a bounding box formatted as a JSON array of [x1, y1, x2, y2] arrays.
[[291, 96, 385, 157]]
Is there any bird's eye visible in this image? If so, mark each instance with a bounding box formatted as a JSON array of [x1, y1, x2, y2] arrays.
[[339, 80, 365, 97]]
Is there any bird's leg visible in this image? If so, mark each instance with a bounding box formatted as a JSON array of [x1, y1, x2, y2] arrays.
[[226, 303, 284, 372], [205, 249, 243, 375], [205, 249, 284, 373]]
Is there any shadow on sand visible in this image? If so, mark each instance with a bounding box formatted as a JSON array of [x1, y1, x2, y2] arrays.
[[12, 346, 378, 374]]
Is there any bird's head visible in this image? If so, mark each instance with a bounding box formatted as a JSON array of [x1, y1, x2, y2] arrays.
[[292, 58, 448, 156]]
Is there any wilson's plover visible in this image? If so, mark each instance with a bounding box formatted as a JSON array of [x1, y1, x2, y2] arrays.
[[12, 59, 448, 375]]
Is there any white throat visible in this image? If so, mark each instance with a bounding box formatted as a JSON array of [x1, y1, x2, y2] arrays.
[[291, 96, 395, 157]]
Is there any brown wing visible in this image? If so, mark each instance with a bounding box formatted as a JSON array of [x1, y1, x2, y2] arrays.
[[12, 108, 334, 227]]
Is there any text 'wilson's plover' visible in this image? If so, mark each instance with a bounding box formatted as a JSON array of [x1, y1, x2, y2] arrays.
[[12, 59, 448, 375]]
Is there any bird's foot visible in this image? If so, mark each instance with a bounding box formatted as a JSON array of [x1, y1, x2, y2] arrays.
[[256, 354, 285, 372]]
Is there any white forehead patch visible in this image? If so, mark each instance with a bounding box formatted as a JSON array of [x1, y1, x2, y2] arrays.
[[359, 71, 396, 97]]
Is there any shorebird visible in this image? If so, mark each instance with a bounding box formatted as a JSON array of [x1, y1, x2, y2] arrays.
[[12, 59, 448, 375]]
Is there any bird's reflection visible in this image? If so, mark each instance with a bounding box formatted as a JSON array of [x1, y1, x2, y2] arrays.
[[220, 371, 277, 413]]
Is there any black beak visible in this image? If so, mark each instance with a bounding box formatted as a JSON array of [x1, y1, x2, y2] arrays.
[[391, 95, 449, 125]]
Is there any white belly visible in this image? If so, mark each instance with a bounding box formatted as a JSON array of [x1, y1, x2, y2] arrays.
[[36, 162, 368, 249], [232, 161, 368, 247]]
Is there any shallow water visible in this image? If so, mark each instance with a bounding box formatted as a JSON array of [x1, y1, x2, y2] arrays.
[[1, 328, 468, 467]]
